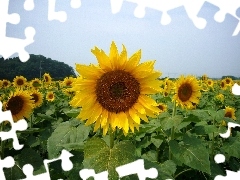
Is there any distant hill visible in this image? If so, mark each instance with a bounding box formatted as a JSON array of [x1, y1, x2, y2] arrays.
[[0, 54, 76, 81]]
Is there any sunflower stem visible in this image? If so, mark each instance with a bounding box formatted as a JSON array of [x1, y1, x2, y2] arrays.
[[109, 128, 114, 149], [0, 122, 5, 158], [169, 100, 177, 160]]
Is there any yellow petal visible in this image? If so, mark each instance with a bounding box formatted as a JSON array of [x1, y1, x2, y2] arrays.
[[133, 102, 146, 114], [109, 41, 119, 69], [128, 108, 140, 124], [76, 64, 102, 79], [124, 49, 141, 72], [118, 44, 127, 69], [100, 109, 109, 127], [91, 46, 112, 71], [117, 112, 129, 134]]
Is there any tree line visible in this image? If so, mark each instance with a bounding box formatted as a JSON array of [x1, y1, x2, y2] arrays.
[[0, 54, 76, 81]]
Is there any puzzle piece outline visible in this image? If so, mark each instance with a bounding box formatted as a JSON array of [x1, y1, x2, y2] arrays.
[[110, 0, 240, 36]]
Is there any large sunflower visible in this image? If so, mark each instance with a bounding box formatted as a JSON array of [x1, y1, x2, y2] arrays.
[[173, 75, 201, 109], [13, 75, 27, 88], [4, 89, 34, 122], [70, 41, 162, 135]]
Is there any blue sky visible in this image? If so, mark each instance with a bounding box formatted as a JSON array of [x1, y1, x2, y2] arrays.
[[6, 0, 240, 78]]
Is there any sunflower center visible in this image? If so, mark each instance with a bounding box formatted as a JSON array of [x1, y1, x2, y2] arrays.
[[17, 79, 24, 85], [178, 83, 193, 102], [66, 81, 72, 86], [48, 94, 53, 99], [96, 70, 140, 113], [6, 96, 24, 115], [31, 94, 39, 103], [45, 76, 49, 82], [226, 79, 230, 84], [3, 82, 8, 87], [225, 112, 232, 118]]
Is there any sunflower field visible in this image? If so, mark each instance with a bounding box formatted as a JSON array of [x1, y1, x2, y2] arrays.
[[0, 42, 240, 180]]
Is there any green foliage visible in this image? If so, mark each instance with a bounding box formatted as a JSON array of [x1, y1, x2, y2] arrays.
[[83, 138, 136, 180], [0, 55, 76, 80]]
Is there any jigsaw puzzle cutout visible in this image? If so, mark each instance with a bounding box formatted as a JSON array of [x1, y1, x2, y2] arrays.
[[0, 156, 15, 180], [20, 149, 73, 180], [213, 84, 240, 179], [48, 0, 81, 22], [0, 0, 35, 62], [0, 102, 28, 150], [79, 159, 158, 180], [110, 0, 240, 35]]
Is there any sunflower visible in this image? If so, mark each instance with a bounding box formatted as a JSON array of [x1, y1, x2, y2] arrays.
[[4, 89, 34, 122], [224, 77, 234, 86], [70, 41, 162, 135], [173, 75, 201, 109], [30, 78, 42, 89], [46, 91, 55, 102], [2, 79, 11, 88], [13, 75, 27, 88], [202, 74, 208, 81], [220, 80, 227, 90], [0, 80, 3, 88], [163, 78, 174, 96], [62, 77, 75, 87], [43, 73, 52, 84], [224, 106, 236, 120], [157, 103, 167, 113], [215, 93, 224, 102], [30, 90, 43, 108], [207, 79, 214, 88]]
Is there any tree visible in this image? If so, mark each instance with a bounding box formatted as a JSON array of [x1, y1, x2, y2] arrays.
[[0, 55, 76, 81]]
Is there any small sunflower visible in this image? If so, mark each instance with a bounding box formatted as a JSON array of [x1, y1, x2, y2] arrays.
[[31, 78, 42, 89], [224, 106, 236, 120], [43, 73, 52, 84], [46, 91, 55, 102], [224, 77, 234, 86], [215, 93, 224, 102], [2, 79, 11, 88], [173, 75, 201, 109], [4, 89, 34, 122], [62, 77, 75, 87], [70, 41, 162, 135], [202, 74, 208, 81], [157, 103, 167, 113], [13, 75, 27, 88], [0, 80, 3, 88], [207, 79, 214, 88], [30, 90, 43, 108], [220, 80, 227, 90]]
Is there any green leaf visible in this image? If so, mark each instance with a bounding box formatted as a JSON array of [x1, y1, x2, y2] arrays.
[[144, 159, 176, 180], [83, 138, 136, 180], [151, 134, 163, 148], [3, 164, 25, 180], [142, 150, 157, 162], [47, 121, 90, 158], [17, 148, 44, 174], [161, 115, 183, 130], [183, 114, 201, 123], [169, 134, 210, 174], [222, 132, 240, 158], [192, 125, 218, 135], [63, 108, 80, 118]]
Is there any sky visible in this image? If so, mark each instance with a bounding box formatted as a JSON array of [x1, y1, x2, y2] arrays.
[[5, 0, 240, 78]]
